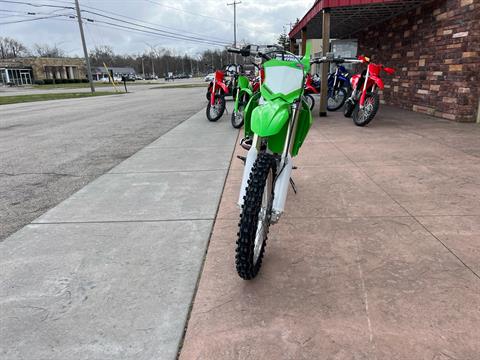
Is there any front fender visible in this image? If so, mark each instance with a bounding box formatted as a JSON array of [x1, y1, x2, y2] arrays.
[[239, 87, 253, 98], [215, 81, 229, 94], [251, 99, 290, 137], [369, 75, 384, 90]]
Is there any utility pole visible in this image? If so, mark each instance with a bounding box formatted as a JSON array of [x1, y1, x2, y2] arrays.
[[74, 0, 94, 93], [151, 55, 155, 78], [141, 57, 145, 79], [227, 1, 241, 62]]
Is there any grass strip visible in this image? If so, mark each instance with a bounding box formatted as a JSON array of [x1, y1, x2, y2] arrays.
[[0, 92, 118, 105], [150, 83, 207, 89]]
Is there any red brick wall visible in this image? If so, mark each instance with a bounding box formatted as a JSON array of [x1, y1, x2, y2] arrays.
[[355, 0, 480, 122]]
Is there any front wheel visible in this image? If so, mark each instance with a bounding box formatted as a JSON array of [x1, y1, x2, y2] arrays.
[[352, 92, 380, 126], [206, 94, 226, 122], [231, 93, 249, 128], [236, 153, 276, 280], [304, 94, 315, 110], [327, 87, 347, 111], [343, 99, 355, 118]]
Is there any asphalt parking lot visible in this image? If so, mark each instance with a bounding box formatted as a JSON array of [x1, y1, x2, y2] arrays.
[[0, 86, 205, 241]]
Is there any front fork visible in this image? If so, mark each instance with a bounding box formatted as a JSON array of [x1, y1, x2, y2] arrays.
[[359, 67, 370, 109], [210, 81, 216, 106], [237, 101, 301, 224], [233, 87, 240, 113]]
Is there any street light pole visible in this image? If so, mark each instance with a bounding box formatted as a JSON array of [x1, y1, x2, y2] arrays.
[[227, 1, 241, 63], [74, 0, 94, 93]]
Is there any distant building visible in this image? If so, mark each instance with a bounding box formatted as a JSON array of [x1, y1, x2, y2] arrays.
[[0, 57, 86, 85], [91, 66, 136, 80]]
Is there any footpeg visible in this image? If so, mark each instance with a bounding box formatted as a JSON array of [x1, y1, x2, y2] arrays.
[[240, 137, 252, 151], [237, 155, 246, 164], [239, 137, 266, 151]]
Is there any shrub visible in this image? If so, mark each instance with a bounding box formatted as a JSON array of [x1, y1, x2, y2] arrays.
[[81, 79, 89, 83], [74, 79, 82, 83], [43, 79, 54, 85], [34, 80, 45, 85]]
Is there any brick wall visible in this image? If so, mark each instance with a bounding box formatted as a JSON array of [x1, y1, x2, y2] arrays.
[[355, 0, 480, 122]]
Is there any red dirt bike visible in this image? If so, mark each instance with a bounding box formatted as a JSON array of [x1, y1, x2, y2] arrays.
[[206, 70, 230, 122], [344, 55, 395, 126], [206, 64, 241, 122], [303, 73, 318, 110]]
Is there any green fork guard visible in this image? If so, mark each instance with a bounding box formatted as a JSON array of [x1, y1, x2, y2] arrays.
[[234, 87, 253, 112], [234, 75, 253, 112], [243, 91, 261, 138]]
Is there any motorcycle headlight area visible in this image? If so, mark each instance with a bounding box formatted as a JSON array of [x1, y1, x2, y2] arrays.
[[263, 66, 304, 95]]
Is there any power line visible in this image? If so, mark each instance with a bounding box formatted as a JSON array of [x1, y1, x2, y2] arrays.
[[76, 1, 230, 44], [80, 9, 230, 46], [0, 0, 232, 47], [87, 18, 227, 47], [0, 13, 69, 24], [143, 0, 231, 24], [0, 0, 73, 9]]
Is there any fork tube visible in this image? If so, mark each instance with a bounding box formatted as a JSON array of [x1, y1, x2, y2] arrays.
[[360, 67, 369, 108], [282, 101, 301, 162], [210, 80, 216, 105]]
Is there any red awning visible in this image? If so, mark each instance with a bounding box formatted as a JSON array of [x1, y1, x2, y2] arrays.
[[289, 0, 426, 39]]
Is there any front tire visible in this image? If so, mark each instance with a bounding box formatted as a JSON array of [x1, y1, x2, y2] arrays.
[[352, 92, 380, 126], [327, 87, 347, 111], [236, 153, 276, 280], [344, 99, 355, 118], [206, 94, 226, 122], [304, 94, 315, 110], [231, 93, 249, 128]]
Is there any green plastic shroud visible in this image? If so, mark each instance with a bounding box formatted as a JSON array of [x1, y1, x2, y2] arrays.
[[242, 43, 313, 157]]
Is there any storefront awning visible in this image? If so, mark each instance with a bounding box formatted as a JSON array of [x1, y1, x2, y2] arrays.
[[289, 0, 426, 39]]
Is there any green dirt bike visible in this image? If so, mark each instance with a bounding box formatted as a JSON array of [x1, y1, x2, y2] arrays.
[[228, 44, 332, 280], [231, 64, 262, 129]]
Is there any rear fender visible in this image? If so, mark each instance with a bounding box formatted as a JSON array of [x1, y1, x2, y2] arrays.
[[251, 99, 290, 137]]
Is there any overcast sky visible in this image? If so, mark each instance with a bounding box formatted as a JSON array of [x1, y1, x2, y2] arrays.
[[0, 0, 313, 56]]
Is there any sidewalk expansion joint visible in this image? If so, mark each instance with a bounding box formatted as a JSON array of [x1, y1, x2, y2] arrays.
[[108, 169, 228, 175], [31, 218, 215, 225]]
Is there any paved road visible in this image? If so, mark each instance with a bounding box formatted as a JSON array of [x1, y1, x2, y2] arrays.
[[0, 78, 205, 96], [1, 107, 237, 360], [0, 86, 205, 241]]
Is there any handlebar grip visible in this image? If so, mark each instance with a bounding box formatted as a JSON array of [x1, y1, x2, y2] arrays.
[[227, 47, 242, 54]]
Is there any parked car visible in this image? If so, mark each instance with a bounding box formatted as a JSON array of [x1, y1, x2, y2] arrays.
[[204, 73, 215, 82]]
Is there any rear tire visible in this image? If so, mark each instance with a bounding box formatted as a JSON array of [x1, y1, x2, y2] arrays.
[[327, 87, 347, 111], [236, 153, 276, 280], [206, 94, 226, 122], [352, 92, 380, 126]]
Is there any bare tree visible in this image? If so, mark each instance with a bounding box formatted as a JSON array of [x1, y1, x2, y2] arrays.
[[32, 43, 65, 58], [0, 37, 28, 58]]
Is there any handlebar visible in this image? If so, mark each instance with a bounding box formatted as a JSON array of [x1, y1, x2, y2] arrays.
[[310, 53, 363, 65]]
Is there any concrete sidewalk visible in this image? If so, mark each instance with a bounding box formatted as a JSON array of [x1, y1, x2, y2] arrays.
[[180, 106, 480, 359], [0, 107, 237, 359]]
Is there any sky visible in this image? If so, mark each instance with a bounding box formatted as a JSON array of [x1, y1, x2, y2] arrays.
[[0, 0, 313, 56]]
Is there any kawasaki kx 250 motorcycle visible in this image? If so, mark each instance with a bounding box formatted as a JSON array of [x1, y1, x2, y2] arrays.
[[228, 44, 337, 280]]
